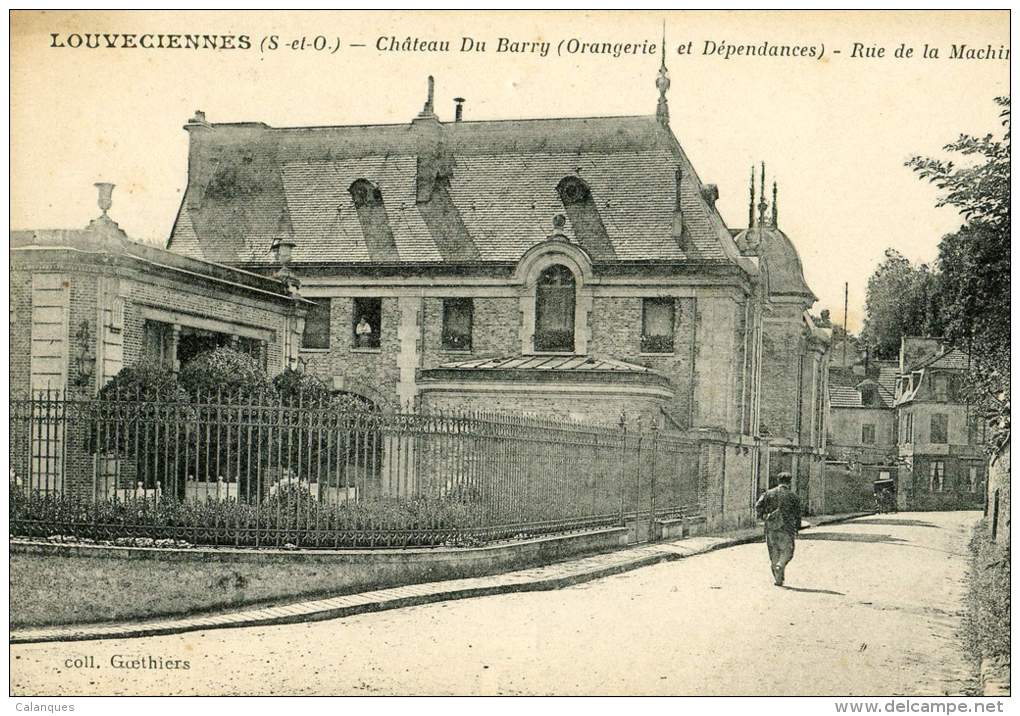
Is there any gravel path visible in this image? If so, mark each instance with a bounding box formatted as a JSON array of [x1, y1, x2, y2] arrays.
[[10, 511, 980, 696]]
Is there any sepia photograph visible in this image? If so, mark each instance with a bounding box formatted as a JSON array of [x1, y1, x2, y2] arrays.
[[7, 8, 1011, 703]]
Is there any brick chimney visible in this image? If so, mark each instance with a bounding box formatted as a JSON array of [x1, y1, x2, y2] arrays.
[[412, 77, 450, 203], [183, 109, 213, 210]]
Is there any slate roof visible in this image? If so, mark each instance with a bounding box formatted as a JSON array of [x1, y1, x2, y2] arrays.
[[912, 347, 971, 371], [437, 354, 658, 373], [168, 114, 740, 268], [876, 362, 899, 404], [829, 385, 864, 409], [827, 366, 896, 410], [733, 226, 816, 300]]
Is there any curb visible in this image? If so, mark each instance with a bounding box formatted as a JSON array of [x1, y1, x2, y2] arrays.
[[9, 512, 872, 645]]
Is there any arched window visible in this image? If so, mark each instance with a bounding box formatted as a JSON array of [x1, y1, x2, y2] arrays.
[[534, 264, 576, 352], [349, 179, 383, 208]]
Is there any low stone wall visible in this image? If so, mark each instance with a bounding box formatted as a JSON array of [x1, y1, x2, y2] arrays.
[[10, 527, 628, 628]]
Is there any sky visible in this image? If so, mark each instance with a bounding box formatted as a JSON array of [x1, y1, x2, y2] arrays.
[[9, 10, 1010, 332]]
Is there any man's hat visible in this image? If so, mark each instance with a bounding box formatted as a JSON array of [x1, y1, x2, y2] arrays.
[[777, 472, 793, 484]]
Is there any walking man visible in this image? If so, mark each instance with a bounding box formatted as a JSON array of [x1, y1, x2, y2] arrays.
[[755, 472, 802, 586]]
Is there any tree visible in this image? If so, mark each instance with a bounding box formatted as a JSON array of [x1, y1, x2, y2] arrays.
[[905, 97, 1010, 442], [860, 249, 940, 359], [906, 96, 1010, 232]]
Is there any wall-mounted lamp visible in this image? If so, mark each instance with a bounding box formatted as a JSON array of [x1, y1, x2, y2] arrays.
[[72, 321, 95, 387]]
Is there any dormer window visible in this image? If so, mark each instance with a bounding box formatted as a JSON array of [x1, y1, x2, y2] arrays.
[[349, 179, 383, 208], [556, 176, 591, 206], [534, 264, 576, 352]]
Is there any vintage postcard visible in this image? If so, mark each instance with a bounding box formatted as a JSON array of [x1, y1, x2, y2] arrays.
[[8, 9, 1011, 702]]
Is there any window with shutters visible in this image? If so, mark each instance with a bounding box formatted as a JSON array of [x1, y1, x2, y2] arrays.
[[641, 298, 676, 354], [861, 423, 876, 445]]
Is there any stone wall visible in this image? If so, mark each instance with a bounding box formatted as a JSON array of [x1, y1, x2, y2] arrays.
[[829, 407, 896, 450], [10, 528, 629, 627], [760, 305, 806, 440], [986, 443, 1009, 546]]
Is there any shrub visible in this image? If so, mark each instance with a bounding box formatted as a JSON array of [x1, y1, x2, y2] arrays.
[[179, 347, 274, 400], [97, 357, 188, 402], [9, 484, 491, 547], [963, 523, 1010, 662], [273, 368, 332, 405]]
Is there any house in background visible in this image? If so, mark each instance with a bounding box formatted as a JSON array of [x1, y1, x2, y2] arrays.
[[824, 335, 988, 512], [824, 355, 900, 512], [894, 336, 988, 510], [164, 62, 831, 520]]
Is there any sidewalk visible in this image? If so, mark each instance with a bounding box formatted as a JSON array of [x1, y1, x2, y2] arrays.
[[9, 512, 870, 645]]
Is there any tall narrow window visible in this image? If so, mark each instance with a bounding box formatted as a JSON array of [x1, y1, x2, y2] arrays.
[[442, 298, 473, 352], [929, 460, 945, 492], [302, 298, 332, 350], [641, 298, 676, 354], [353, 297, 381, 349], [534, 265, 575, 353], [933, 374, 949, 401], [930, 413, 949, 444], [968, 415, 986, 445], [143, 320, 172, 366], [861, 423, 876, 445]]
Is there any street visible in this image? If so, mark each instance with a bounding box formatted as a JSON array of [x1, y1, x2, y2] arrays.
[[10, 511, 981, 696]]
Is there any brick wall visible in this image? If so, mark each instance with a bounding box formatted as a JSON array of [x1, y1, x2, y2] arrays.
[[587, 296, 697, 428], [300, 296, 401, 409], [421, 389, 663, 427], [10, 271, 32, 394], [420, 296, 519, 368]]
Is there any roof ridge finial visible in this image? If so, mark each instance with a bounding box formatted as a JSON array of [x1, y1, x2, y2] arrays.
[[771, 180, 778, 228], [661, 20, 667, 70], [655, 22, 670, 126], [748, 165, 755, 229], [757, 162, 768, 230]]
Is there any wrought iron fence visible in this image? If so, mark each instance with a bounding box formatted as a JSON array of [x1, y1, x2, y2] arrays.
[[10, 391, 708, 548]]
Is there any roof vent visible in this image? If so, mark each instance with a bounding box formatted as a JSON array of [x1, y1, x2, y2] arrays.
[[454, 97, 465, 122]]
